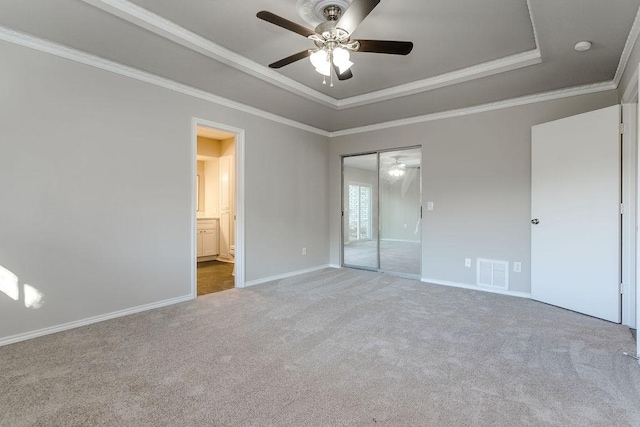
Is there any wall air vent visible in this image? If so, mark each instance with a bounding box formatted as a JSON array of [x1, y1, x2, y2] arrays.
[[477, 258, 509, 289]]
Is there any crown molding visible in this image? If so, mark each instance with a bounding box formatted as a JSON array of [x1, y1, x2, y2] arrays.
[[0, 26, 618, 139], [330, 81, 617, 137], [526, 0, 541, 51], [80, 0, 337, 108], [0, 26, 330, 137], [621, 64, 639, 104], [335, 49, 541, 109], [80, 0, 542, 110], [333, 0, 540, 110], [614, 5, 640, 86]]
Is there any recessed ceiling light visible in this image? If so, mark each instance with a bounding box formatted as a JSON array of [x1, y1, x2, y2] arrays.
[[574, 41, 592, 52]]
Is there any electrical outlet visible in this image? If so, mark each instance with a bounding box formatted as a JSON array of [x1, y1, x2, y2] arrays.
[[514, 262, 521, 273], [302, 247, 307, 256], [427, 202, 434, 211], [465, 258, 471, 268]]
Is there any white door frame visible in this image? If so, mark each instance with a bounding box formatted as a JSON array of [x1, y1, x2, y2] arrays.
[[191, 118, 245, 296], [622, 103, 637, 328], [621, 64, 640, 330], [620, 61, 639, 361]]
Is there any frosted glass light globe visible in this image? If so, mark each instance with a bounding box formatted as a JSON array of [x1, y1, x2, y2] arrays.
[[315, 62, 331, 76], [310, 49, 328, 69], [332, 47, 353, 74]]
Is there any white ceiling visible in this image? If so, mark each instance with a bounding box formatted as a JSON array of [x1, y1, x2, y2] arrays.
[[0, 0, 638, 131]]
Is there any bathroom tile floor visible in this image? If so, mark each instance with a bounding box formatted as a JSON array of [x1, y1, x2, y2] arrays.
[[197, 260, 234, 296]]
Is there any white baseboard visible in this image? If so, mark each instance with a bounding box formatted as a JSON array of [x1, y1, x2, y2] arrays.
[[421, 277, 531, 299], [244, 264, 332, 287], [329, 264, 342, 269], [0, 294, 193, 347]]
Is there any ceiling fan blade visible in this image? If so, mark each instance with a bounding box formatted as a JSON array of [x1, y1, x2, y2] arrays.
[[335, 0, 380, 35], [269, 50, 312, 69], [257, 11, 317, 38], [333, 63, 353, 81], [355, 39, 414, 55]]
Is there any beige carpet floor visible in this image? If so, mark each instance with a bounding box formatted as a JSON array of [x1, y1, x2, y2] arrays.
[[1, 268, 639, 426]]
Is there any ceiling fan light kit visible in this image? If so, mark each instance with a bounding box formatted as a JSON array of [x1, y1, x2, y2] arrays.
[[332, 47, 354, 74], [257, 0, 413, 86], [310, 49, 330, 75]]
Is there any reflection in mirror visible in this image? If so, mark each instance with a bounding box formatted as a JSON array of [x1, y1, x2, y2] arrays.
[[342, 148, 422, 276], [342, 154, 378, 270], [379, 148, 422, 275]]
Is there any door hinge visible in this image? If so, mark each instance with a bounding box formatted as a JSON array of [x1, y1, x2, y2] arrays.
[[621, 203, 625, 215], [620, 123, 626, 134], [620, 282, 624, 295]]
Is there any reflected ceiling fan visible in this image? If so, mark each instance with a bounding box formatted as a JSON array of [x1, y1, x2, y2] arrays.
[[257, 0, 413, 86]]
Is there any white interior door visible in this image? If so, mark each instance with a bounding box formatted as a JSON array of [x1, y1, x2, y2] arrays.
[[531, 105, 621, 323]]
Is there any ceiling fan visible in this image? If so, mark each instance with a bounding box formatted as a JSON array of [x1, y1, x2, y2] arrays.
[[256, 0, 413, 86]]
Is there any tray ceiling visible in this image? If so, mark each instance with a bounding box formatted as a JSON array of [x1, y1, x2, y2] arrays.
[[126, 0, 538, 99], [0, 0, 638, 132]]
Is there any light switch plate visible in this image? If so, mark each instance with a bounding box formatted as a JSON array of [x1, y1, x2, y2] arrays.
[[514, 262, 521, 273]]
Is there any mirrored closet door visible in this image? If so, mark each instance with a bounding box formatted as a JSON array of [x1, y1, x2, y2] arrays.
[[342, 148, 422, 276]]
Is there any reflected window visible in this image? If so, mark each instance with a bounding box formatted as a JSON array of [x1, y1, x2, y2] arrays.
[[348, 184, 372, 241]]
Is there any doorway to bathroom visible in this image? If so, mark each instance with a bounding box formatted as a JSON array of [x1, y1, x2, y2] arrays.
[[342, 147, 422, 277], [194, 122, 240, 296]]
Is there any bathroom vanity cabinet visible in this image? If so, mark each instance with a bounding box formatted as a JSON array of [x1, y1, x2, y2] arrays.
[[197, 218, 219, 259]]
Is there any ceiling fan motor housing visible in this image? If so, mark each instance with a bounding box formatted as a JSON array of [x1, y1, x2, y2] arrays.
[[296, 0, 353, 27], [323, 5, 342, 21]]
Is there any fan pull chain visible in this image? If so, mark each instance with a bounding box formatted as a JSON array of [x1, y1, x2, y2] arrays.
[[322, 76, 326, 85], [330, 71, 334, 88]]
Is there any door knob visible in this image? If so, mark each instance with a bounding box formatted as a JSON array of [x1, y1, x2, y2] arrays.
[[531, 219, 539, 225]]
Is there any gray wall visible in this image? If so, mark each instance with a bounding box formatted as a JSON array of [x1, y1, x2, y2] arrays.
[[330, 91, 619, 293], [0, 42, 329, 340]]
